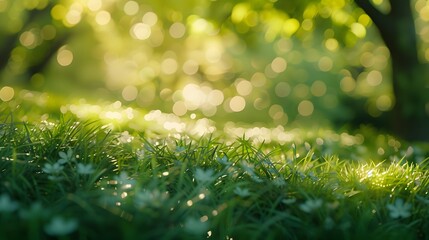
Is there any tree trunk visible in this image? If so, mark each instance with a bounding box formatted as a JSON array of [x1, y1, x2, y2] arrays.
[[355, 0, 429, 141]]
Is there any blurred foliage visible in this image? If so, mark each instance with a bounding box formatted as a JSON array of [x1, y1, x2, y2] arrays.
[[0, 0, 428, 131]]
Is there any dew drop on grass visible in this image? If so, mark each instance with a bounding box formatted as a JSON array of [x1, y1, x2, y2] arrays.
[[200, 215, 209, 222]]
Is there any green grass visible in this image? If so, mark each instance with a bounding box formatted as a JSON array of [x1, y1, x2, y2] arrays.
[[0, 114, 428, 240]]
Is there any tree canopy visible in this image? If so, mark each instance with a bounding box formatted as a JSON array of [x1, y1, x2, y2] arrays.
[[1, 0, 428, 139]]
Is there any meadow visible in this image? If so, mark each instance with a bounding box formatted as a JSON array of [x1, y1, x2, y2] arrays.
[[1, 106, 428, 240], [2, 1, 429, 239]]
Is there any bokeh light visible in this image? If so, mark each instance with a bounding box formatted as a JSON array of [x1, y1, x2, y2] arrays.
[[0, 0, 417, 132], [87, 0, 102, 12], [122, 86, 138, 102], [0, 86, 14, 102], [170, 22, 186, 38], [298, 100, 314, 117], [235, 79, 253, 96], [142, 12, 158, 26], [123, 1, 139, 16], [95, 11, 111, 25], [275, 82, 291, 97], [57, 47, 73, 66], [229, 96, 246, 112], [131, 23, 151, 40], [271, 57, 287, 73]]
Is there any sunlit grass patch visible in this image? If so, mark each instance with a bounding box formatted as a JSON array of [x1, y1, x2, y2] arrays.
[[0, 116, 428, 239]]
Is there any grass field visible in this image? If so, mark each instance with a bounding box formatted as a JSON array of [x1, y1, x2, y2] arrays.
[[0, 111, 428, 240]]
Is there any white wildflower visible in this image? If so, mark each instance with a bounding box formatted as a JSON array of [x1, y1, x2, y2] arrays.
[[272, 177, 286, 187], [19, 202, 45, 220], [136, 149, 146, 160], [217, 155, 231, 166], [233, 187, 251, 197], [251, 175, 263, 183], [42, 162, 64, 174], [58, 148, 75, 164], [387, 198, 412, 219], [241, 161, 255, 175], [184, 217, 208, 235], [324, 217, 335, 230], [77, 163, 95, 175], [48, 175, 64, 181], [175, 146, 186, 153], [282, 198, 296, 205], [134, 189, 168, 208], [0, 194, 19, 212], [44, 216, 78, 236], [194, 168, 215, 184], [299, 198, 323, 213]]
